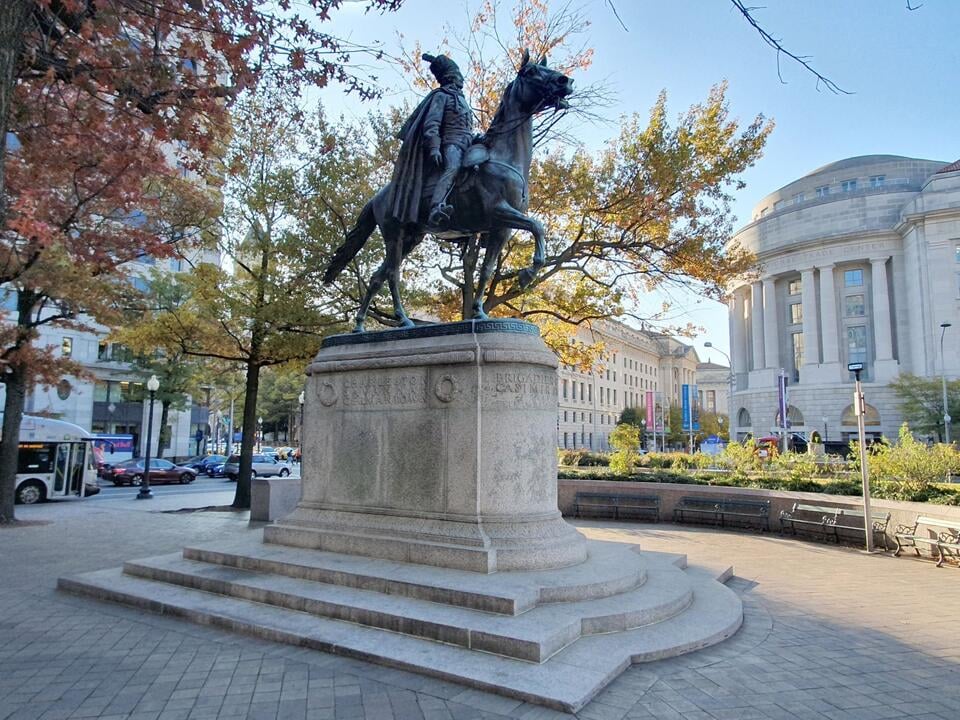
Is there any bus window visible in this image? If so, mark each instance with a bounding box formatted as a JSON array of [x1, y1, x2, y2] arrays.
[[17, 443, 54, 474]]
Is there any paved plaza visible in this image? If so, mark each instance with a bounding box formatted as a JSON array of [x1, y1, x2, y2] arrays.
[[1, 488, 959, 720]]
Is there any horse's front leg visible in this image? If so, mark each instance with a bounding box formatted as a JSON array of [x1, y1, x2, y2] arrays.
[[490, 202, 545, 289]]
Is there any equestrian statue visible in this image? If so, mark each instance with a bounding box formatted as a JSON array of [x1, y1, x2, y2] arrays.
[[322, 49, 574, 332]]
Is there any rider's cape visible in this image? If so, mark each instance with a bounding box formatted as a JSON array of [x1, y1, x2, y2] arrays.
[[386, 87, 455, 225]]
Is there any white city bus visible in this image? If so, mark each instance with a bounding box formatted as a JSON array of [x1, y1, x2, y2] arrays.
[[14, 415, 98, 504]]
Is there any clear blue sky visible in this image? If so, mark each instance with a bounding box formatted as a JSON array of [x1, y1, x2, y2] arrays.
[[320, 0, 960, 364]]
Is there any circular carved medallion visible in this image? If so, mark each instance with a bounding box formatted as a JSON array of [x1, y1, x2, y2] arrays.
[[56, 379, 72, 400], [316, 380, 337, 407], [434, 374, 459, 403]]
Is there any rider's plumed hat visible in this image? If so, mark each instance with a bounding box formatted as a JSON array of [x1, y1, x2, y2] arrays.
[[422, 53, 462, 84]]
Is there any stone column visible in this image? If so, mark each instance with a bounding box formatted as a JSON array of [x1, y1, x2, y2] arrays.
[[871, 257, 894, 361], [801, 268, 820, 365], [750, 281, 764, 371], [818, 264, 840, 364], [731, 288, 747, 380], [762, 278, 779, 369]]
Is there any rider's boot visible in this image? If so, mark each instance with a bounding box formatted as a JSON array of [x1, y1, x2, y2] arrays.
[[428, 202, 453, 228]]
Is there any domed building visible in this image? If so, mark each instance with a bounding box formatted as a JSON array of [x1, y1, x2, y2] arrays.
[[728, 155, 960, 442]]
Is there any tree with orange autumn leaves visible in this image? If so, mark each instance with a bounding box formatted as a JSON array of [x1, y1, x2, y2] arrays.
[[0, 0, 405, 522]]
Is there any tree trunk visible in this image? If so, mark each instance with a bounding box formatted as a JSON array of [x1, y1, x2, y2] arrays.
[[0, 290, 38, 523], [0, 0, 31, 227], [231, 359, 262, 509], [158, 399, 171, 457], [0, 363, 27, 522]]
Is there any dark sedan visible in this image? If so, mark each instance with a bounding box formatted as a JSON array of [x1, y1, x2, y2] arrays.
[[182, 454, 227, 476], [105, 459, 198, 486]]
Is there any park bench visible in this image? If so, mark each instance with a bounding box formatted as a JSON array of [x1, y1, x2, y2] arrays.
[[779, 503, 890, 549], [894, 516, 960, 567], [672, 496, 770, 531], [573, 492, 660, 522]]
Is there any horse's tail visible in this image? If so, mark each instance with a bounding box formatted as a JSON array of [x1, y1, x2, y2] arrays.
[[323, 200, 377, 285]]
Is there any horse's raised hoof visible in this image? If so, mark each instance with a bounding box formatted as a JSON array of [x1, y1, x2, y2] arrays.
[[398, 317, 416, 329], [518, 267, 537, 289]]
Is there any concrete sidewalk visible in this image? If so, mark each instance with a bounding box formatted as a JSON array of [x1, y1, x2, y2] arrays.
[[1, 494, 959, 720]]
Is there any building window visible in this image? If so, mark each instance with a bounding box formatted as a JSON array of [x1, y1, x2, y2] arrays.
[[707, 390, 716, 412], [759, 207, 770, 217], [791, 332, 804, 380], [563, 411, 567, 422], [774, 200, 785, 211], [955, 243, 960, 263], [844, 269, 863, 287], [792, 192, 804, 205], [870, 175, 885, 188], [841, 179, 858, 192], [61, 337, 73, 357], [562, 380, 568, 399], [815, 185, 830, 198], [563, 432, 568, 448], [845, 294, 865, 317], [787, 278, 801, 295], [847, 325, 868, 364], [588, 385, 592, 402], [790, 303, 803, 324]]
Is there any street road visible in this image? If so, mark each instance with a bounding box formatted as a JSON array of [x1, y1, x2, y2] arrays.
[[90, 466, 301, 502]]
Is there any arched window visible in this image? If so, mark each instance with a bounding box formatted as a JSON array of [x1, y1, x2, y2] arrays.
[[841, 403, 881, 426], [737, 408, 751, 426], [775, 405, 804, 427]]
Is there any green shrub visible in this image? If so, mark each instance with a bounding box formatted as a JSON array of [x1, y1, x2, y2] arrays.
[[609, 423, 641, 475]]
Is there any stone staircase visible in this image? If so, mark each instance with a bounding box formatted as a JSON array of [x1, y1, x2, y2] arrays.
[[59, 538, 741, 712]]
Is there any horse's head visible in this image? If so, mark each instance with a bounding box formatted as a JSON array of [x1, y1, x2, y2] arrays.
[[513, 48, 574, 114]]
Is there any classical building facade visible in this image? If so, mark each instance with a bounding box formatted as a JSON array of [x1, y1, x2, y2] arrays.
[[728, 155, 960, 442], [557, 320, 703, 450]]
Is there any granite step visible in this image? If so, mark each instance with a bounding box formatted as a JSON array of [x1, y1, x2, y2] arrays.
[[57, 551, 741, 713], [122, 548, 693, 662], [181, 537, 647, 615]]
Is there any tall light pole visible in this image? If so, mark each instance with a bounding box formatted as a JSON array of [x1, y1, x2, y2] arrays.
[[137, 374, 160, 500], [298, 390, 305, 450], [704, 342, 734, 437], [848, 362, 874, 552], [941, 322, 952, 445], [257, 416, 263, 451]]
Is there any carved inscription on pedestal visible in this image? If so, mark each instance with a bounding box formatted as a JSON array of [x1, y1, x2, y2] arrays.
[[342, 374, 427, 408], [484, 370, 556, 407]]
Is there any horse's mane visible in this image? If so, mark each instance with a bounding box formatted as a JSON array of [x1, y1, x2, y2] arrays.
[[486, 77, 521, 135]]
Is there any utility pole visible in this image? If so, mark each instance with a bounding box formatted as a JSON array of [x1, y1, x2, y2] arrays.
[[849, 362, 874, 552]]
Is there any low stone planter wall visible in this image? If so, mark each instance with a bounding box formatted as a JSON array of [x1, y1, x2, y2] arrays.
[[559, 478, 960, 547]]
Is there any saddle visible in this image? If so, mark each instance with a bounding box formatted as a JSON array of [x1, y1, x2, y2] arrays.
[[460, 142, 490, 170]]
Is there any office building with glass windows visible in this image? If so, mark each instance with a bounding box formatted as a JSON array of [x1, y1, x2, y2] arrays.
[[727, 155, 960, 442]]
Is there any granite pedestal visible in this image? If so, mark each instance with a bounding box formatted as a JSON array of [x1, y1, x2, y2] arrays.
[[59, 321, 743, 712]]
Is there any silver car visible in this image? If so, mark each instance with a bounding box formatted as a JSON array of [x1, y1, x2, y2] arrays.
[[223, 453, 292, 480]]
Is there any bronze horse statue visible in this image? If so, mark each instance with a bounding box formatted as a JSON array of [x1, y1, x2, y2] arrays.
[[322, 50, 573, 332]]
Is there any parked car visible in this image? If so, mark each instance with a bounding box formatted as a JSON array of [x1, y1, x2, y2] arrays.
[[260, 446, 280, 461], [197, 454, 227, 475], [207, 460, 228, 478], [181, 455, 209, 471], [222, 453, 292, 481], [104, 459, 198, 486]]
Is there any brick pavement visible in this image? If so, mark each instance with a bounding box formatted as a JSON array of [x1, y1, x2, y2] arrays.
[[1, 493, 958, 720]]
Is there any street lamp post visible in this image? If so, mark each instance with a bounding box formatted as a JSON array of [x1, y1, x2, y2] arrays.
[[257, 416, 263, 451], [848, 362, 874, 552], [704, 342, 734, 437], [137, 374, 160, 500], [640, 418, 646, 452], [298, 391, 305, 448], [941, 323, 952, 445]]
